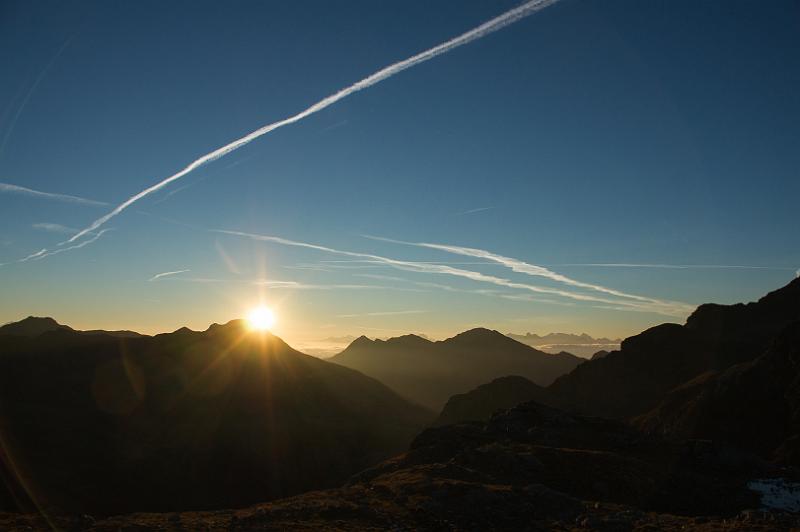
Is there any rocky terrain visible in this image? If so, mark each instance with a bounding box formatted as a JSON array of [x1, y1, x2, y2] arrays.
[[3, 279, 800, 529], [3, 400, 798, 531], [434, 375, 551, 426], [549, 278, 800, 421]]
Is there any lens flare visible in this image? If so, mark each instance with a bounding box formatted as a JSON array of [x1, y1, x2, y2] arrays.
[[247, 306, 276, 331]]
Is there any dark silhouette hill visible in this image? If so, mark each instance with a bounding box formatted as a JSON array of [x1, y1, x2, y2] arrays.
[[0, 316, 144, 338], [548, 278, 800, 420], [0, 316, 71, 336], [0, 319, 432, 514], [434, 375, 551, 426], [329, 328, 582, 410], [635, 320, 800, 465], [17, 400, 797, 531]]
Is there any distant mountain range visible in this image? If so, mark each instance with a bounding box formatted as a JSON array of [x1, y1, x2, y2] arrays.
[[329, 329, 582, 410], [0, 319, 431, 514], [3, 278, 799, 525], [506, 331, 621, 358]]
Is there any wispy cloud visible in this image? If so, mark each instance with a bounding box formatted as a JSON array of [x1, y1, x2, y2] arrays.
[[32, 223, 77, 235], [151, 184, 193, 205], [554, 263, 797, 271], [14, 229, 112, 264], [321, 259, 496, 266], [215, 229, 693, 317], [0, 182, 108, 207], [148, 269, 191, 282], [337, 309, 428, 318], [0, 37, 73, 157], [63, 0, 561, 244], [363, 235, 694, 316], [319, 120, 349, 134], [150, 274, 424, 292], [457, 206, 495, 216]]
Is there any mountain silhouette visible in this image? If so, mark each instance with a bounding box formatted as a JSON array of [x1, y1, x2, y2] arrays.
[[0, 319, 431, 514], [330, 328, 581, 410], [36, 399, 797, 531], [635, 320, 800, 465], [548, 278, 800, 420], [0, 316, 144, 338], [0, 316, 72, 336], [434, 375, 550, 426], [3, 280, 800, 528]]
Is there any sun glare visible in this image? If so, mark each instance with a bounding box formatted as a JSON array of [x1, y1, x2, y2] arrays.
[[247, 306, 276, 331]]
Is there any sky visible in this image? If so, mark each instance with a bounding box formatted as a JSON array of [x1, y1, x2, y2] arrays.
[[1, 0, 798, 354]]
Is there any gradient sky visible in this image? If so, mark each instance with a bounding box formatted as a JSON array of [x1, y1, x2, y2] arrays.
[[1, 0, 798, 353]]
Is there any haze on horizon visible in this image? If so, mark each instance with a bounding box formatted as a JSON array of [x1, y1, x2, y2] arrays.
[[1, 0, 798, 350]]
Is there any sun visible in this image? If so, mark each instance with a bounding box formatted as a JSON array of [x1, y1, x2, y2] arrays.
[[247, 306, 276, 331]]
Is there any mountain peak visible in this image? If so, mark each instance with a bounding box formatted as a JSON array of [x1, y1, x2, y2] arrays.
[[0, 316, 72, 337], [386, 334, 431, 347], [349, 335, 373, 347], [447, 327, 507, 342]]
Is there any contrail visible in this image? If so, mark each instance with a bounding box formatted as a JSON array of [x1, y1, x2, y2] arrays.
[[148, 269, 191, 282], [0, 37, 73, 158], [64, 0, 561, 245], [215, 229, 694, 317], [0, 182, 108, 207], [363, 235, 677, 307], [32, 223, 78, 235], [457, 206, 495, 216], [553, 263, 797, 271], [16, 229, 112, 264]]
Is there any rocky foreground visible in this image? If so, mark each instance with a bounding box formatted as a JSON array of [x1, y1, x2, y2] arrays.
[[4, 401, 800, 531]]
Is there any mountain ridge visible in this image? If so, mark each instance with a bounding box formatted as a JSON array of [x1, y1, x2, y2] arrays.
[[0, 319, 432, 514], [331, 327, 582, 410]]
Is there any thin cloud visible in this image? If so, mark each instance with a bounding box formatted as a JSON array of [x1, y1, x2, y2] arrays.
[[319, 120, 349, 134], [148, 269, 191, 282], [32, 223, 77, 235], [64, 0, 561, 244], [0, 37, 73, 157], [321, 259, 497, 266], [151, 274, 424, 292], [151, 184, 193, 205], [14, 229, 112, 264], [215, 229, 693, 317], [363, 235, 693, 315], [337, 310, 428, 318], [554, 263, 797, 271], [457, 206, 495, 216], [0, 182, 108, 207]]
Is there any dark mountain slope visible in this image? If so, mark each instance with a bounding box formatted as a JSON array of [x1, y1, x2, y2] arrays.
[[434, 375, 551, 426], [0, 321, 431, 514], [330, 328, 581, 410], [548, 278, 800, 419], [9, 399, 797, 531], [635, 320, 800, 464]]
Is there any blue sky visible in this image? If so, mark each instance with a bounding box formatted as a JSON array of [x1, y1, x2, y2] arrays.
[[1, 0, 798, 349]]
